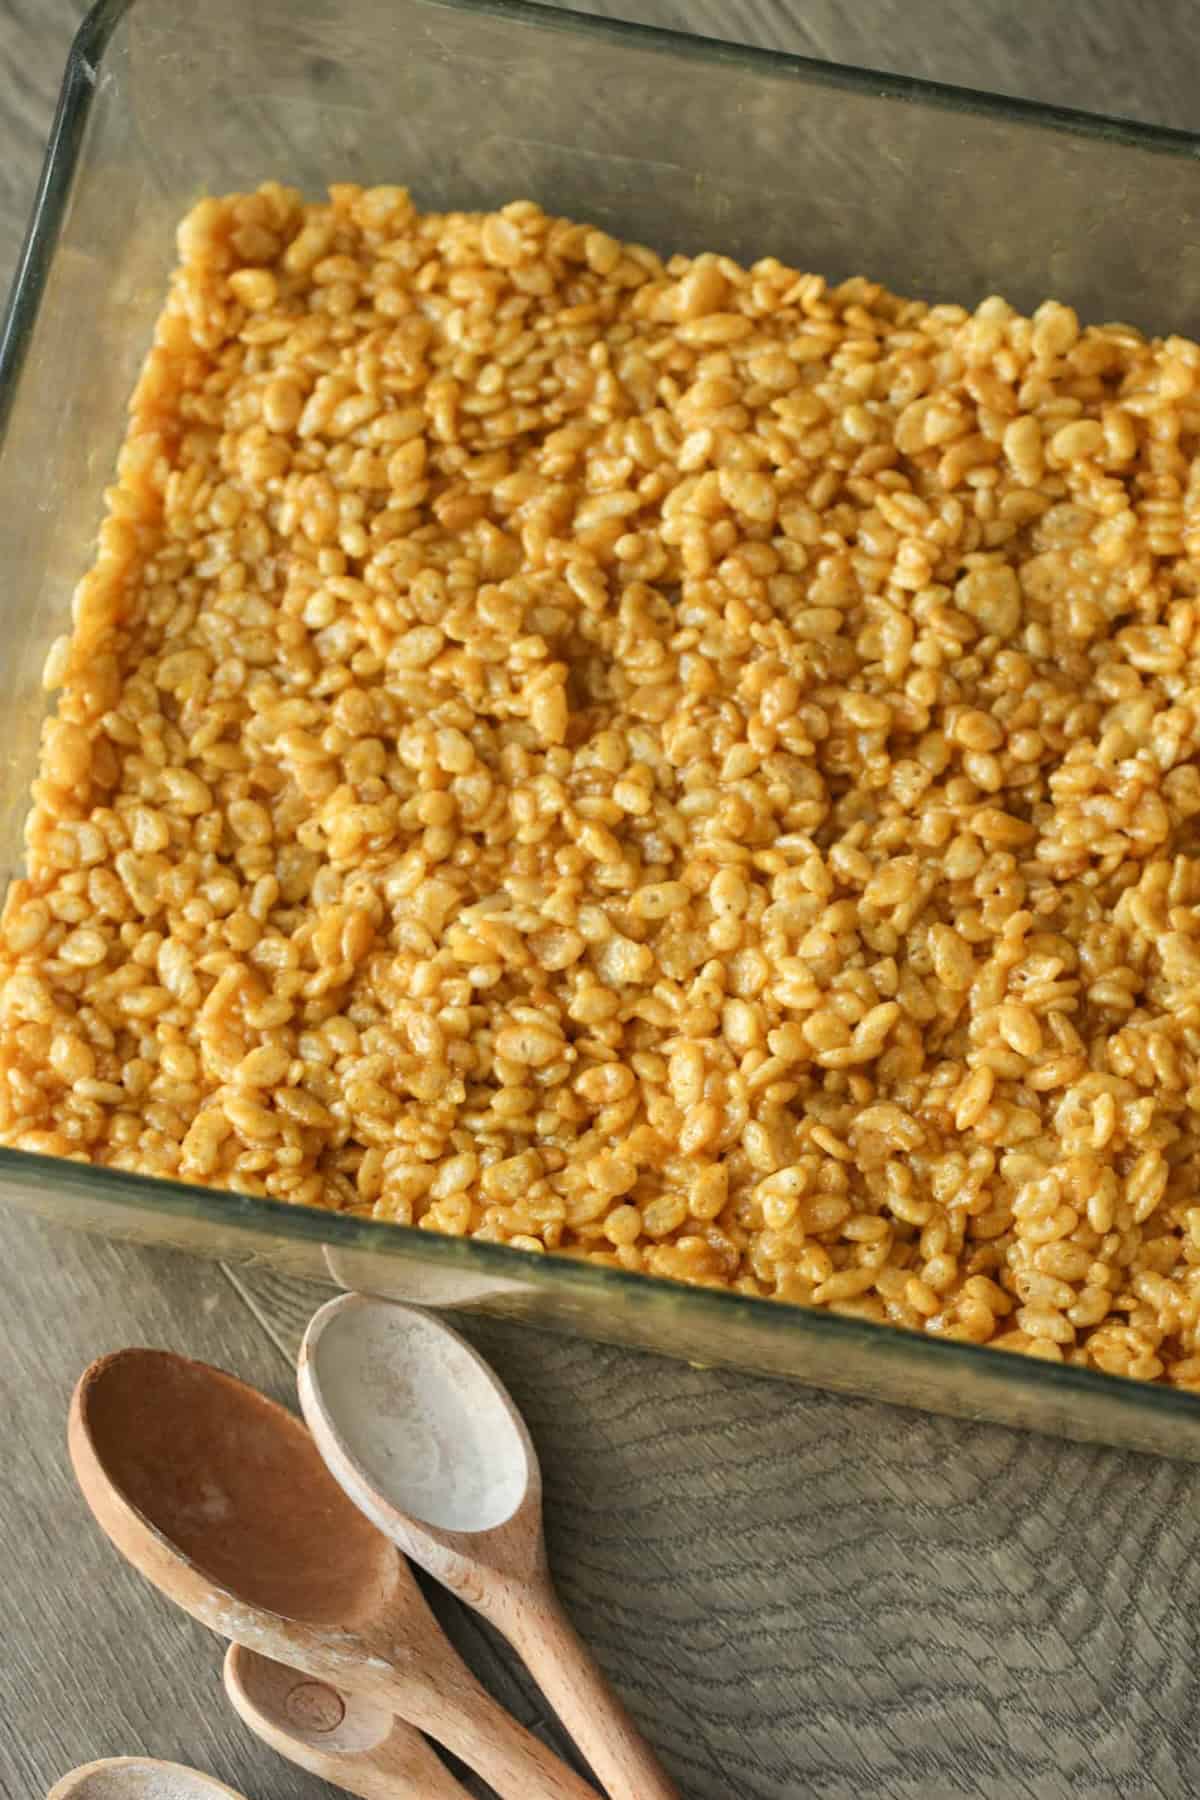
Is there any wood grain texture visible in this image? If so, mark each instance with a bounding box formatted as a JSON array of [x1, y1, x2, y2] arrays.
[[5, 4, 1200, 1798], [529, 0, 1200, 131]]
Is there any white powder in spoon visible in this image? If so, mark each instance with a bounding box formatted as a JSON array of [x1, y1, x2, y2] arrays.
[[314, 1306, 528, 1533], [57, 1762, 242, 1800]]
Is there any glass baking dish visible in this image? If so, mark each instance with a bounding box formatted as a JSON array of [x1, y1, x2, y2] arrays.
[[6, 0, 1200, 1460]]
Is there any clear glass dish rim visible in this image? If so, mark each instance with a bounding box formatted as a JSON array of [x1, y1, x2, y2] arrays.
[[2, 0, 1199, 1434]]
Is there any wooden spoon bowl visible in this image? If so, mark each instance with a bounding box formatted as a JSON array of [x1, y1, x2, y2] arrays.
[[47, 1759, 246, 1800], [72, 1347, 392, 1626]]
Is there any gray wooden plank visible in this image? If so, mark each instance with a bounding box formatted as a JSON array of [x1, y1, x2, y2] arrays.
[[528, 0, 1200, 132], [230, 1264, 1200, 1800], [0, 0, 88, 264], [7, 5, 1200, 1800]]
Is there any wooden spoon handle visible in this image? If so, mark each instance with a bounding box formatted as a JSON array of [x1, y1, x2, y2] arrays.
[[266, 1716, 472, 1800], [502, 1589, 680, 1800], [394, 1666, 599, 1800], [338, 1767, 467, 1800], [221, 1647, 472, 1800]]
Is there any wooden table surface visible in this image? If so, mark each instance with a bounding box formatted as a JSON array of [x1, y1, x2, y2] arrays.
[[6, 4, 1200, 1798]]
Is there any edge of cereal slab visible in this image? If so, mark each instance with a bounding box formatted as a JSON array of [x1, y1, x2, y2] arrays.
[[5, 1141, 1200, 1458], [6, 0, 1200, 438]]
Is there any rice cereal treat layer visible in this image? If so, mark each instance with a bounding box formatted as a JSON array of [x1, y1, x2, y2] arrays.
[[5, 181, 1200, 1383]]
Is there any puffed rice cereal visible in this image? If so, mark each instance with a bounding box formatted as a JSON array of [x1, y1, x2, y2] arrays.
[[5, 181, 1200, 1387]]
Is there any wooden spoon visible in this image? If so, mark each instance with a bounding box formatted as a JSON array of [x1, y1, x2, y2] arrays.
[[223, 1643, 470, 1800], [299, 1295, 680, 1800], [47, 1759, 246, 1800], [68, 1350, 597, 1800], [324, 1244, 529, 1309]]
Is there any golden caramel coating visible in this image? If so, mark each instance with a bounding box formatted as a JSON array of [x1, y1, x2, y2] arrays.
[[6, 182, 1200, 1385]]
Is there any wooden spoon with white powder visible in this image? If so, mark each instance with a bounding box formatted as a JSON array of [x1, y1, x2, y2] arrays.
[[47, 1759, 247, 1800]]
